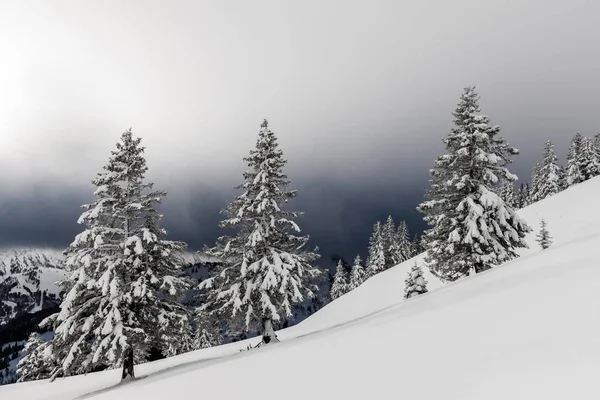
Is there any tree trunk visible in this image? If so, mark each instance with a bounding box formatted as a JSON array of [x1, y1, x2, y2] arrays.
[[121, 347, 135, 381], [261, 318, 279, 345]]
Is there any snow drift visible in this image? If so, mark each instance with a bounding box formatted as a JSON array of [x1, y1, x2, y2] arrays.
[[3, 178, 600, 399]]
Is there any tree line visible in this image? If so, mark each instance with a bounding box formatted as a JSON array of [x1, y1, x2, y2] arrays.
[[15, 86, 583, 384]]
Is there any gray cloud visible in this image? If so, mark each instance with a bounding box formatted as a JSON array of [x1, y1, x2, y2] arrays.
[[1, 0, 599, 265]]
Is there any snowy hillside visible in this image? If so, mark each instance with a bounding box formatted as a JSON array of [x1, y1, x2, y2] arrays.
[[3, 178, 600, 399]]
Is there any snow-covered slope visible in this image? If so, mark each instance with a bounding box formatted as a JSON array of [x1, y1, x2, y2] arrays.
[[0, 248, 66, 325], [3, 178, 600, 399]]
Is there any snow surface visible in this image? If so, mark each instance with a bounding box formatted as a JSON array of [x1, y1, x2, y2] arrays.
[[3, 178, 600, 399]]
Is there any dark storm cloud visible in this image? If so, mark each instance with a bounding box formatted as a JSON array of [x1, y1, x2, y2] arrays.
[[1, 0, 600, 267]]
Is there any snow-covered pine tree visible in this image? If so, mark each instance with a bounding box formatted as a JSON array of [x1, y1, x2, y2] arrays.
[[498, 180, 516, 208], [330, 260, 349, 300], [532, 140, 563, 201], [411, 233, 425, 255], [417, 86, 530, 281], [566, 133, 585, 187], [404, 262, 428, 299], [46, 129, 190, 381], [528, 161, 543, 204], [536, 219, 553, 250], [348, 254, 366, 290], [381, 215, 397, 269], [16, 332, 53, 382], [200, 120, 320, 345], [193, 312, 222, 350], [365, 221, 386, 277], [580, 136, 600, 181], [392, 220, 413, 264]]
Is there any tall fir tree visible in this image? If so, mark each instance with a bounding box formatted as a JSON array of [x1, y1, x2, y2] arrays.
[[392, 220, 413, 264], [580, 136, 600, 180], [528, 161, 543, 204], [17, 332, 54, 382], [381, 216, 397, 269], [330, 260, 349, 300], [200, 120, 320, 345], [566, 133, 585, 187], [411, 233, 425, 255], [365, 221, 386, 277], [536, 219, 553, 250], [45, 130, 190, 381], [404, 263, 428, 299], [498, 180, 516, 208], [417, 87, 530, 281], [348, 254, 367, 291], [531, 140, 563, 202]]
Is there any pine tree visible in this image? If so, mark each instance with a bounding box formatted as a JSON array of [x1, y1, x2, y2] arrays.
[[193, 317, 221, 350], [381, 216, 397, 269], [411, 233, 425, 255], [536, 219, 553, 250], [46, 130, 190, 381], [417, 86, 530, 281], [348, 254, 366, 290], [404, 263, 428, 299], [17, 332, 53, 382], [498, 180, 516, 208], [330, 260, 349, 300], [200, 120, 320, 346], [566, 133, 585, 187], [392, 220, 413, 264], [365, 221, 386, 277], [528, 161, 543, 204], [531, 140, 563, 201], [580, 136, 600, 180]]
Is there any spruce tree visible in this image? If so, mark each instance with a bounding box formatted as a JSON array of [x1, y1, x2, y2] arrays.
[[536, 219, 553, 250], [531, 140, 563, 201], [566, 133, 585, 187], [17, 332, 53, 382], [365, 221, 386, 277], [404, 263, 428, 299], [498, 180, 516, 208], [580, 136, 600, 180], [418, 87, 530, 281], [528, 161, 543, 204], [381, 215, 397, 269], [348, 254, 366, 290], [392, 220, 413, 264], [330, 260, 349, 300], [200, 120, 320, 345], [46, 130, 190, 381]]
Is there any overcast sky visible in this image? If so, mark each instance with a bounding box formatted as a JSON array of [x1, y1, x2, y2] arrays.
[[1, 0, 599, 265]]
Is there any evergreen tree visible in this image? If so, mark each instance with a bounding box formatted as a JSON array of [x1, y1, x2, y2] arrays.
[[566, 133, 585, 187], [365, 222, 386, 277], [580, 136, 600, 180], [392, 221, 413, 264], [418, 87, 530, 281], [411, 233, 425, 255], [348, 254, 366, 291], [404, 263, 428, 299], [330, 260, 349, 300], [498, 180, 516, 208], [536, 219, 553, 250], [200, 120, 320, 345], [381, 216, 397, 269], [532, 140, 563, 201], [194, 325, 221, 350], [46, 130, 190, 381], [17, 332, 53, 382], [528, 161, 543, 204]]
